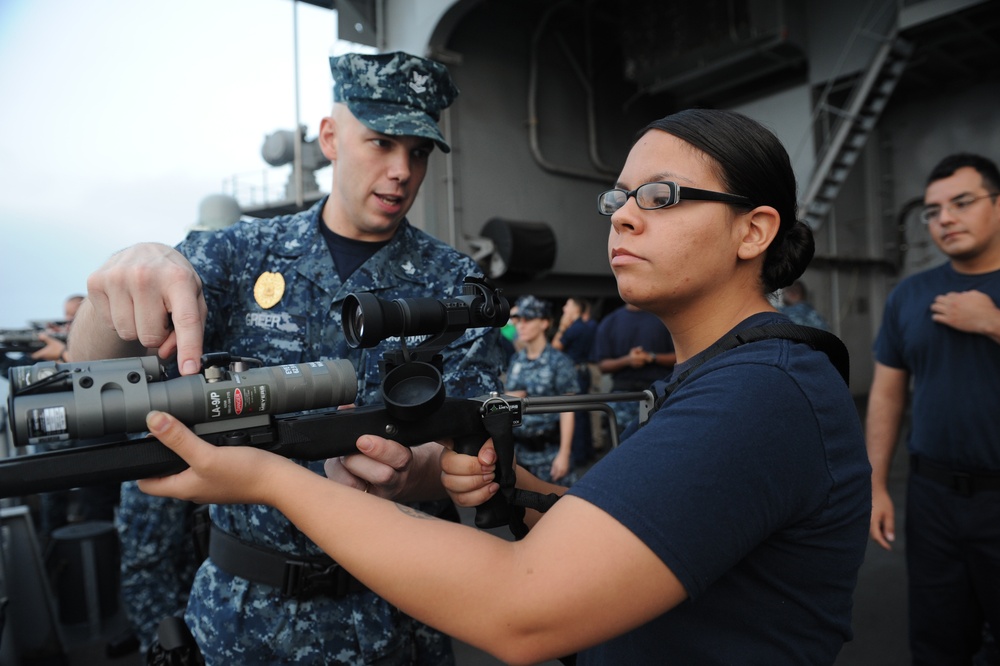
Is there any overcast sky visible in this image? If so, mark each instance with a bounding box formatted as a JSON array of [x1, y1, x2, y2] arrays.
[[0, 0, 364, 328]]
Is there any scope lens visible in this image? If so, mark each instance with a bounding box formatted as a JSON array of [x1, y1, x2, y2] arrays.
[[343, 293, 385, 348], [353, 304, 364, 339]]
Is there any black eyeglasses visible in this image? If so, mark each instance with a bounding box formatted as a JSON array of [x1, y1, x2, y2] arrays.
[[597, 181, 754, 216], [919, 193, 999, 224]]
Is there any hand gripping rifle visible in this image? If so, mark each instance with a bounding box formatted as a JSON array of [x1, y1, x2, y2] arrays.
[[1, 277, 652, 536], [0, 328, 66, 355]]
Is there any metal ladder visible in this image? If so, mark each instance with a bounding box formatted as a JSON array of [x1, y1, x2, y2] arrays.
[[799, 28, 913, 229]]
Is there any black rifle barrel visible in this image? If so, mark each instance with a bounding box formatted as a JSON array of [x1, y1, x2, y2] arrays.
[[0, 392, 652, 500]]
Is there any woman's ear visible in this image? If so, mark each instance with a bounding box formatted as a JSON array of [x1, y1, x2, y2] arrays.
[[737, 205, 781, 261]]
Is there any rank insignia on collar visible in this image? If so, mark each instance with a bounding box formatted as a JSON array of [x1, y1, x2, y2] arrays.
[[253, 271, 285, 309]]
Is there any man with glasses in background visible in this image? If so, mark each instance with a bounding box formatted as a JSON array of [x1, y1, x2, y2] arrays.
[[866, 153, 1000, 664]]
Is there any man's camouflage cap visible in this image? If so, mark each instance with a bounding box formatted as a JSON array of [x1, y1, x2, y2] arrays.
[[514, 295, 552, 321], [330, 51, 459, 153]]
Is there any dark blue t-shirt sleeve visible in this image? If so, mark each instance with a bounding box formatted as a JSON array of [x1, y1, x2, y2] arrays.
[[568, 359, 830, 599], [872, 289, 907, 370]]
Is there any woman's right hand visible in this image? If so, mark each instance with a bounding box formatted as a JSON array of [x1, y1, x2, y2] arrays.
[[440, 439, 499, 507]]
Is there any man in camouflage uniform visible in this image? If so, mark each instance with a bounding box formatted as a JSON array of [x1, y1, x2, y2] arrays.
[[504, 296, 580, 485], [70, 52, 505, 664]]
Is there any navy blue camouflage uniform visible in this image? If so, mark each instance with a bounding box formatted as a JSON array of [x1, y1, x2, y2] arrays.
[[117, 488, 200, 654], [505, 344, 580, 485], [777, 302, 831, 331], [117, 199, 504, 664]]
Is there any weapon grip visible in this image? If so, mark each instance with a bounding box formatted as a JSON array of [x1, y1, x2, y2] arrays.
[[453, 433, 512, 530]]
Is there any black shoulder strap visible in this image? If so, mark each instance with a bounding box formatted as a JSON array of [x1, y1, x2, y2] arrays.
[[736, 323, 850, 384], [651, 323, 850, 413]]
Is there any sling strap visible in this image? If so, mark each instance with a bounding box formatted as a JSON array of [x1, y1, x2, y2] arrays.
[[651, 323, 850, 414]]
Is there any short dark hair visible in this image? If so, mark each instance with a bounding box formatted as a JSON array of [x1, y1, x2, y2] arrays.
[[637, 109, 813, 292], [927, 153, 1000, 192], [568, 297, 592, 316]]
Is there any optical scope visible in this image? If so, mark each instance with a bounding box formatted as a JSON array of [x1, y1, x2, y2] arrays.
[[7, 353, 357, 448], [342, 276, 509, 348]]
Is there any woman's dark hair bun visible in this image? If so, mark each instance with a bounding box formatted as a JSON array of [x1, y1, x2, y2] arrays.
[[766, 220, 815, 292]]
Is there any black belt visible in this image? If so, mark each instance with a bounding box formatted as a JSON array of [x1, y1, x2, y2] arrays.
[[910, 455, 1000, 496], [208, 525, 367, 599]]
